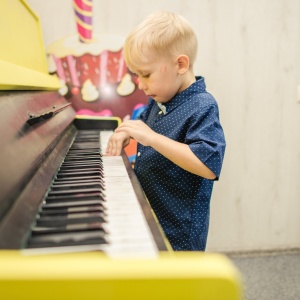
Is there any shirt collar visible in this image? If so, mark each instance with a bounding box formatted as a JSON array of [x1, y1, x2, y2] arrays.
[[157, 102, 167, 114], [156, 76, 206, 115]]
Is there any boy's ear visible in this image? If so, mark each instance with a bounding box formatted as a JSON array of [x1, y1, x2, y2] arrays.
[[176, 55, 190, 74]]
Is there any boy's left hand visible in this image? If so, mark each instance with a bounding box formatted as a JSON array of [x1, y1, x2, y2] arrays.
[[115, 120, 156, 147]]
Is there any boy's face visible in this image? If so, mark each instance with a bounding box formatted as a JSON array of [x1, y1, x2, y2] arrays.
[[129, 51, 184, 103]]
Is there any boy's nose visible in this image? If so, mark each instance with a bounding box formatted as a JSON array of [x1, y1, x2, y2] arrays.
[[138, 79, 147, 91]]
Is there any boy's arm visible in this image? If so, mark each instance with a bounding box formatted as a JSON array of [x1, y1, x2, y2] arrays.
[[115, 120, 216, 179], [149, 133, 216, 179]]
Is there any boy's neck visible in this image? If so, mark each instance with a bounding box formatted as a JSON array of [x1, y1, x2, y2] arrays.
[[179, 70, 196, 93]]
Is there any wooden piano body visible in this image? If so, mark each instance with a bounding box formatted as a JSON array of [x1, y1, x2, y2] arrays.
[[0, 1, 243, 299]]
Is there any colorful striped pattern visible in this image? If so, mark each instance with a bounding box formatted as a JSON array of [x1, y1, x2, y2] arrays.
[[73, 0, 93, 43]]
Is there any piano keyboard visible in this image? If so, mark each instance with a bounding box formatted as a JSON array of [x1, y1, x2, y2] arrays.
[[24, 130, 159, 258]]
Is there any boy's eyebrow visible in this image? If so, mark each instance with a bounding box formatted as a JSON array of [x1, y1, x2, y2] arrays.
[[131, 69, 151, 76]]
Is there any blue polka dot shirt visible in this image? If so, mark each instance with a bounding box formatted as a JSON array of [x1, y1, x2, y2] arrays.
[[134, 76, 226, 251]]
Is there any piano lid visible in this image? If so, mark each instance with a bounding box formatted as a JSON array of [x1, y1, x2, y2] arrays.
[[0, 0, 60, 90]]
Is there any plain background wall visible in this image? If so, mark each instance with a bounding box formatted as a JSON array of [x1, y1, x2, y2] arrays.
[[27, 0, 300, 253]]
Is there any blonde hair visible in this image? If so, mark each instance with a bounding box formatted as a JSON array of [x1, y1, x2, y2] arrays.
[[124, 11, 198, 70]]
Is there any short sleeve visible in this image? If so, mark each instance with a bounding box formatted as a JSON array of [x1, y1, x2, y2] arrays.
[[187, 104, 226, 180]]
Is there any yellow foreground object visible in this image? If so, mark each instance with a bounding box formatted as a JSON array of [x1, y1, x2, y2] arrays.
[[0, 251, 243, 300]]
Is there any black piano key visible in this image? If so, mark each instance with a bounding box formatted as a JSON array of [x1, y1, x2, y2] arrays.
[[60, 162, 102, 168], [54, 175, 103, 181], [71, 139, 99, 143], [60, 163, 102, 169], [71, 144, 100, 148], [45, 193, 105, 203], [64, 156, 101, 162], [76, 132, 100, 136], [56, 170, 103, 178], [71, 142, 96, 145], [65, 152, 101, 156], [58, 166, 103, 173], [61, 159, 102, 165], [52, 182, 105, 189], [70, 144, 100, 150], [63, 157, 101, 162], [62, 161, 102, 165], [27, 231, 107, 248], [42, 199, 105, 208], [31, 222, 106, 235], [74, 138, 100, 142], [62, 157, 102, 162], [55, 173, 103, 180], [71, 138, 99, 143], [40, 205, 105, 216], [36, 212, 106, 226], [58, 167, 103, 173], [60, 165, 103, 171], [61, 163, 102, 169], [51, 182, 104, 191], [52, 177, 104, 185], [77, 129, 99, 132], [75, 135, 99, 138], [66, 151, 101, 154], [65, 151, 101, 156], [47, 188, 104, 197]]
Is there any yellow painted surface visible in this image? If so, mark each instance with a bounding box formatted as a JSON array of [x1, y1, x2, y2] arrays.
[[0, 251, 243, 300], [0, 0, 60, 90], [0, 60, 60, 90]]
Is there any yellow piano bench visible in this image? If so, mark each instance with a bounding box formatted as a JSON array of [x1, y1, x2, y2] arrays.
[[0, 251, 243, 300]]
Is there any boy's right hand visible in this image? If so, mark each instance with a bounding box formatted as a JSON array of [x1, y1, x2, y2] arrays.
[[105, 132, 130, 156]]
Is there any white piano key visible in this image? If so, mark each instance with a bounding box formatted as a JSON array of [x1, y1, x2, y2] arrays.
[[99, 133, 159, 259], [100, 130, 113, 154]]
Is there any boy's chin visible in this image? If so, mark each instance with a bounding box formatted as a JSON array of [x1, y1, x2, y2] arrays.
[[153, 97, 167, 103]]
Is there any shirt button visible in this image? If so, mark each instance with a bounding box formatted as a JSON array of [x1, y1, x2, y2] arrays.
[[137, 152, 141, 156], [158, 111, 163, 114]]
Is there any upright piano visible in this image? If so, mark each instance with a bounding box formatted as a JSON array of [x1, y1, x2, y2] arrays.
[[0, 1, 242, 299], [0, 89, 168, 256]]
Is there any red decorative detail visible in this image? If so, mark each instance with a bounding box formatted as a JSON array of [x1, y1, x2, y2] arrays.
[[71, 86, 80, 95], [77, 26, 92, 41], [52, 50, 148, 119], [73, 0, 92, 12]]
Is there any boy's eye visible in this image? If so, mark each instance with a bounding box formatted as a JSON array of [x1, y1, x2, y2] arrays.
[[142, 74, 150, 78]]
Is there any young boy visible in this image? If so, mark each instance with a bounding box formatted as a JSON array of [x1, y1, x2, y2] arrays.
[[106, 11, 226, 251]]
